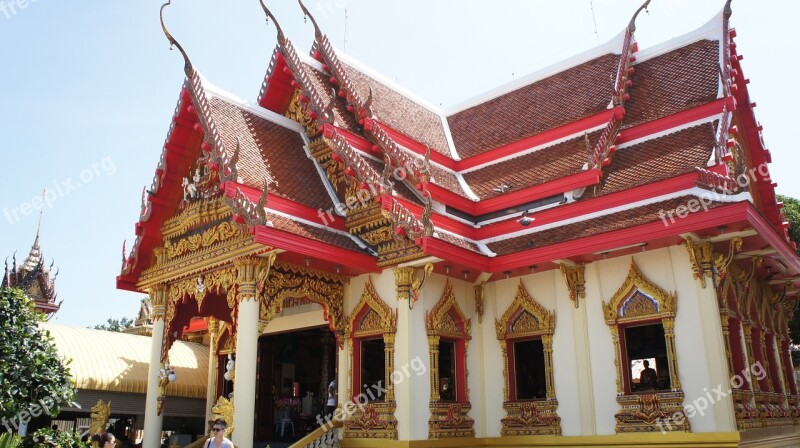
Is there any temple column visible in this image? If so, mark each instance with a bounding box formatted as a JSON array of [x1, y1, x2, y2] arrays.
[[231, 256, 275, 448], [393, 267, 420, 440], [205, 318, 220, 433], [143, 284, 168, 448]]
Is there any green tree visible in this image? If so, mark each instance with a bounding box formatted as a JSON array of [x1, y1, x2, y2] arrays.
[[0, 288, 74, 433], [92, 317, 133, 332], [779, 195, 800, 365]]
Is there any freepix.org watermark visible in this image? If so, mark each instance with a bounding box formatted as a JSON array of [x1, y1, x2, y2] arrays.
[[658, 162, 770, 228], [315, 356, 427, 430], [317, 157, 428, 226], [0, 0, 38, 20], [3, 157, 116, 225], [1, 396, 60, 433], [656, 361, 767, 433]]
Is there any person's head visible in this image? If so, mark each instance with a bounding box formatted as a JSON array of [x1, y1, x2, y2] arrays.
[[211, 419, 227, 437], [643, 360, 650, 368], [92, 432, 115, 448]]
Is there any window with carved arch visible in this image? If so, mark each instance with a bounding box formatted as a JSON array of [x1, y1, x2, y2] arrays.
[[602, 260, 688, 433], [347, 278, 397, 404], [495, 280, 560, 436], [426, 281, 471, 404], [425, 280, 475, 439]]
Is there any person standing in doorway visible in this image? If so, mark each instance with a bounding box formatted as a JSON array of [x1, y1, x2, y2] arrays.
[[326, 379, 337, 417]]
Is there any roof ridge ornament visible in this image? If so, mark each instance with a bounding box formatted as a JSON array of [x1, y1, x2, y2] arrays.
[[160, 1, 194, 77], [628, 0, 651, 34], [259, 0, 287, 45], [723, 0, 732, 20], [298, 0, 323, 41]]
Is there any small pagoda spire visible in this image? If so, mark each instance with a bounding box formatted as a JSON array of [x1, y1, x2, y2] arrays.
[[298, 0, 323, 41], [160, 1, 195, 77], [628, 0, 651, 33], [22, 191, 46, 272], [258, 0, 287, 45]]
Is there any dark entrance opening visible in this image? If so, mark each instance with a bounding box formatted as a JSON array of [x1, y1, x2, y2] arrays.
[[254, 326, 337, 444]]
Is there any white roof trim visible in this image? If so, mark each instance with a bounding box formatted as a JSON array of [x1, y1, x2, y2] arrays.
[[334, 46, 447, 117], [200, 75, 305, 133], [479, 187, 751, 245], [444, 29, 626, 116], [265, 207, 371, 251], [633, 8, 723, 64], [616, 112, 722, 151], [459, 122, 609, 174]]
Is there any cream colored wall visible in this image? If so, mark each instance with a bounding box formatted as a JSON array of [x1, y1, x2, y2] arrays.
[[332, 245, 734, 440]]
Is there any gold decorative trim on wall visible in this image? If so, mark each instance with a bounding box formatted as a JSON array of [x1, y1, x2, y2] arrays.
[[495, 280, 560, 436], [426, 280, 475, 439], [345, 278, 398, 439], [602, 260, 687, 433]]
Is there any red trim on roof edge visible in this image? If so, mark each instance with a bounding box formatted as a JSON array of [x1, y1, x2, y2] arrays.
[[253, 225, 378, 272]]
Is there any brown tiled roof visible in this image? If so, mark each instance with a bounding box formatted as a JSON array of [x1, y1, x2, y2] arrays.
[[623, 40, 720, 128], [302, 62, 360, 133], [462, 132, 600, 200], [341, 62, 452, 156], [436, 232, 482, 255], [208, 97, 333, 211], [487, 196, 727, 256], [447, 54, 619, 159], [428, 164, 469, 198], [266, 213, 362, 252], [593, 123, 716, 197]]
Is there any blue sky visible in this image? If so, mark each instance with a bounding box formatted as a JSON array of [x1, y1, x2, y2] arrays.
[[0, 0, 797, 327]]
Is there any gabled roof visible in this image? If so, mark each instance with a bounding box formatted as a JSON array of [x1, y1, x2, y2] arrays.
[[448, 53, 619, 160]]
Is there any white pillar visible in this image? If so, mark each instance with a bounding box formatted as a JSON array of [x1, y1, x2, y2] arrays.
[[205, 318, 219, 434], [231, 297, 259, 448], [143, 285, 167, 448]]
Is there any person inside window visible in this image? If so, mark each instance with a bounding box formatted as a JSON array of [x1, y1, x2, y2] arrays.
[[203, 419, 233, 448], [638, 360, 657, 391]]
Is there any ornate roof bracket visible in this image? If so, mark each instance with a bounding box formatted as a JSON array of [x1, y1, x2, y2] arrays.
[[684, 236, 743, 288], [559, 263, 586, 308]]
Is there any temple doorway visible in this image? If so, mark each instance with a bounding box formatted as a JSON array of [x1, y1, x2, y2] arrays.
[[254, 326, 338, 444]]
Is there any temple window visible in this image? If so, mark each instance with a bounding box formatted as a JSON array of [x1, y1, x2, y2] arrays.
[[344, 278, 398, 439], [602, 260, 688, 433], [512, 338, 547, 400], [623, 322, 671, 393], [426, 280, 474, 438], [495, 280, 560, 436], [359, 337, 386, 402]]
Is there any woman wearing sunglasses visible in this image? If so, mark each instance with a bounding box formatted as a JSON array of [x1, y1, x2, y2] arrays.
[[203, 419, 233, 448]]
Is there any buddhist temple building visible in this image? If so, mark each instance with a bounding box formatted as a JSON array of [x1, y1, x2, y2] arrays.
[[3, 214, 61, 316], [116, 1, 800, 446]]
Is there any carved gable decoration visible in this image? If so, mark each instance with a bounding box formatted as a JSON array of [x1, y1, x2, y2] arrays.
[[496, 280, 555, 340], [426, 280, 470, 339], [602, 261, 676, 324], [349, 278, 396, 338]]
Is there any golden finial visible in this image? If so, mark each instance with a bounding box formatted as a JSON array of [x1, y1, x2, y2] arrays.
[[258, 0, 287, 45], [628, 0, 651, 33], [160, 1, 194, 76], [298, 0, 323, 41]]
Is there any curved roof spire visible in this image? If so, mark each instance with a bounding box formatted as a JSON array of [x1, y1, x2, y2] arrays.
[[298, 0, 323, 41], [723, 0, 733, 20], [258, 0, 287, 45], [160, 1, 194, 76], [22, 190, 46, 272], [628, 0, 651, 33]]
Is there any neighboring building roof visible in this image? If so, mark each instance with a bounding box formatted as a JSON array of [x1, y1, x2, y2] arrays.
[[3, 218, 60, 315], [43, 323, 208, 399]]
